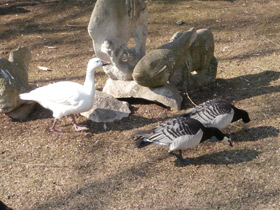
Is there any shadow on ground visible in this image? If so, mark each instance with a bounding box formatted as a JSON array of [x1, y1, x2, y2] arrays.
[[230, 126, 279, 142], [174, 149, 261, 167], [31, 148, 260, 209]]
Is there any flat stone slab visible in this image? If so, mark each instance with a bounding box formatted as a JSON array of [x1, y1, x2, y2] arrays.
[[81, 90, 131, 123], [103, 78, 182, 110]]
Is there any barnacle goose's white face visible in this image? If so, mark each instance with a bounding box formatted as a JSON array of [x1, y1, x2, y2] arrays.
[[221, 136, 233, 147]]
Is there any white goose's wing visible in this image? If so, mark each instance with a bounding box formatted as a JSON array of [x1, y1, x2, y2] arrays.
[[29, 81, 84, 107]]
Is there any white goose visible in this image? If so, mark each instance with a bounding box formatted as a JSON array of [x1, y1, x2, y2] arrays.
[[20, 58, 110, 133], [131, 117, 232, 163]]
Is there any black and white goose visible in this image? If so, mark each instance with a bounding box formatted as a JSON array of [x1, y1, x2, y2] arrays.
[[183, 99, 250, 129], [131, 117, 232, 163]]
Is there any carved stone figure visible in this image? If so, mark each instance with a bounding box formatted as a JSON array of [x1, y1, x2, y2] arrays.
[[0, 47, 32, 112], [88, 1, 218, 110], [88, 0, 148, 80], [133, 28, 217, 91]]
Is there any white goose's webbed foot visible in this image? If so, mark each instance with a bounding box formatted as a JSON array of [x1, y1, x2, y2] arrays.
[[73, 124, 89, 132], [50, 119, 62, 134], [50, 127, 62, 134], [70, 114, 88, 132]]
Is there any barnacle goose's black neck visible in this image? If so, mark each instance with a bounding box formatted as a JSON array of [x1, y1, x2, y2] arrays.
[[186, 117, 226, 142], [231, 106, 250, 123]]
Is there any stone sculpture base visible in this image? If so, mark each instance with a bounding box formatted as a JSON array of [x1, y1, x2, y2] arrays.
[[6, 102, 37, 121], [103, 79, 182, 111]]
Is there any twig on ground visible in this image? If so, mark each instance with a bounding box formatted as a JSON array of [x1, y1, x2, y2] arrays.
[[185, 91, 197, 106], [254, 66, 265, 70], [263, 37, 280, 48]]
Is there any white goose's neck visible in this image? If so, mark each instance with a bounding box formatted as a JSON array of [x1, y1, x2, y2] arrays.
[[83, 69, 95, 95]]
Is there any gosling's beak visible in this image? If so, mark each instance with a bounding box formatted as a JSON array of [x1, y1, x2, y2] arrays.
[[102, 60, 111, 66]]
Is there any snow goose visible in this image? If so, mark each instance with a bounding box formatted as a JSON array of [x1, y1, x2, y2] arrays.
[[131, 117, 232, 163], [183, 99, 250, 129], [20, 58, 110, 133]]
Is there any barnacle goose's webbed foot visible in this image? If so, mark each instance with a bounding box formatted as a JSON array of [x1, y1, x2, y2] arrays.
[[169, 150, 191, 164]]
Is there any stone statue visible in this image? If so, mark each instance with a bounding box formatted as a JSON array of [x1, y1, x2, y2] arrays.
[[133, 28, 217, 91], [88, 0, 148, 80], [0, 46, 36, 120], [88, 0, 218, 110]]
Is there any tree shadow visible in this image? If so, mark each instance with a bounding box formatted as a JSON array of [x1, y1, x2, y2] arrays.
[[0, 6, 30, 15], [31, 152, 168, 210], [31, 148, 260, 209], [217, 70, 280, 101], [186, 70, 280, 107]]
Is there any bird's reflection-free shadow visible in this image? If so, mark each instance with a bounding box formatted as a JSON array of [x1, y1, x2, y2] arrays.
[[230, 126, 279, 142], [175, 149, 261, 167]]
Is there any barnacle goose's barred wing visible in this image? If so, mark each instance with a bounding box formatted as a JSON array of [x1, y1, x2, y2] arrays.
[[184, 99, 232, 127], [132, 117, 200, 148]]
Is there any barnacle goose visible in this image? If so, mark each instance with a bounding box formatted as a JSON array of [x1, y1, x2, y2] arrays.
[[131, 117, 232, 163], [183, 99, 250, 129]]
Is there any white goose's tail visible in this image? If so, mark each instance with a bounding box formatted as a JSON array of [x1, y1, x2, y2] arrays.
[[19, 92, 36, 101]]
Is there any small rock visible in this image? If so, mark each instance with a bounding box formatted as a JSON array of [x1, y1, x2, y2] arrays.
[[81, 90, 131, 122], [176, 20, 185, 25], [103, 79, 182, 110]]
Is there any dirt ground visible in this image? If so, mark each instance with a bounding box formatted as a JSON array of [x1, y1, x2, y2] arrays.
[[0, 0, 279, 209]]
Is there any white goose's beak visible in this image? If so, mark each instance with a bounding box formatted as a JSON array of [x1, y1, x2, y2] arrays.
[[102, 61, 111, 66]]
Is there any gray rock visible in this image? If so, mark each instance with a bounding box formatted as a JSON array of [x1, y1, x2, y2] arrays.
[[103, 79, 182, 110], [0, 46, 35, 117], [81, 90, 131, 123]]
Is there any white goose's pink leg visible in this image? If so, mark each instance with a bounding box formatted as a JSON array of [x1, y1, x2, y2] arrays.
[[70, 115, 88, 132], [49, 119, 62, 134]]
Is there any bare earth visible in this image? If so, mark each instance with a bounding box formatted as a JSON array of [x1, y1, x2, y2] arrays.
[[0, 0, 279, 209]]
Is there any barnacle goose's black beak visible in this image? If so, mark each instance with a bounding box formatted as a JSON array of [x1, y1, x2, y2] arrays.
[[229, 139, 233, 147]]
